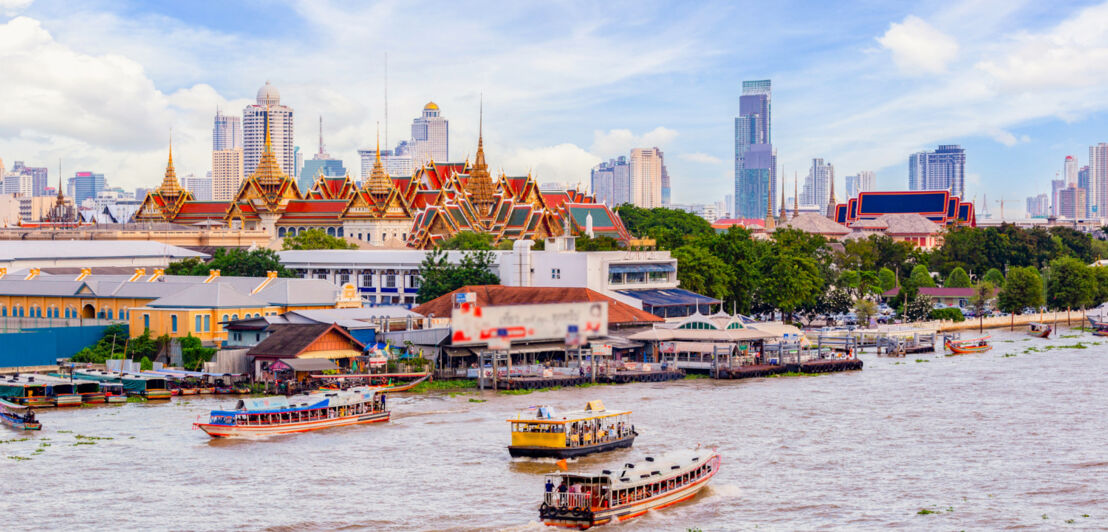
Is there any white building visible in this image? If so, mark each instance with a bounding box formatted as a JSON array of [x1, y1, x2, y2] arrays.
[[630, 147, 663, 208], [277, 235, 699, 315], [2, 172, 32, 197], [410, 102, 448, 168], [845, 170, 875, 198], [181, 174, 213, 201], [243, 81, 294, 177], [213, 108, 242, 151], [358, 149, 413, 181], [801, 158, 834, 207], [212, 148, 244, 201]]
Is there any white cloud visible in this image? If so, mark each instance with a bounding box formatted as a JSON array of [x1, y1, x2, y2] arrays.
[[877, 15, 959, 75], [0, 0, 31, 16], [590, 127, 678, 157], [679, 152, 723, 164], [499, 143, 601, 187]]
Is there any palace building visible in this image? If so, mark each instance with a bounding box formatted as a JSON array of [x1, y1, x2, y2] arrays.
[[133, 111, 628, 249]]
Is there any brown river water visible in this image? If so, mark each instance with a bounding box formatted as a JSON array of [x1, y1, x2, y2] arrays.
[[3, 329, 1106, 531]]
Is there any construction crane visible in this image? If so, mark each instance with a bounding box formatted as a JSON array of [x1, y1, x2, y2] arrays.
[[995, 198, 1018, 222]]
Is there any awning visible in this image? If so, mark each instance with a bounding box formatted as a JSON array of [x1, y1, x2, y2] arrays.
[[609, 263, 676, 274], [616, 288, 721, 307], [591, 336, 643, 350], [297, 349, 363, 359], [271, 358, 339, 372]]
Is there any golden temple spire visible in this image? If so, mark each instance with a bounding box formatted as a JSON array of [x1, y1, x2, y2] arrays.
[[793, 171, 799, 219], [365, 122, 393, 196], [160, 131, 181, 194], [765, 175, 775, 230], [465, 94, 496, 214], [779, 166, 787, 221]]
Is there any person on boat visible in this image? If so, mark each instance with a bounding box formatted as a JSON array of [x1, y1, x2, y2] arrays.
[[546, 478, 554, 493]]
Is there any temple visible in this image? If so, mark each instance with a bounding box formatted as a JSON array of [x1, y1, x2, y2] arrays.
[[134, 110, 628, 248]]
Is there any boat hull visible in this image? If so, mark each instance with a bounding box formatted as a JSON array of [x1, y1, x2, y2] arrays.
[[105, 395, 127, 404], [144, 390, 172, 401], [510, 435, 636, 459], [81, 393, 106, 404], [1, 417, 41, 431], [1027, 329, 1052, 339], [945, 341, 991, 354], [54, 394, 83, 407], [540, 454, 720, 529], [194, 411, 390, 438]]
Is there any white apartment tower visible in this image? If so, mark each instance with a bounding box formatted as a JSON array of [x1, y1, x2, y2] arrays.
[[212, 148, 244, 201], [630, 147, 664, 208], [213, 108, 242, 151], [1090, 143, 1108, 220], [410, 102, 449, 168], [243, 81, 295, 177]]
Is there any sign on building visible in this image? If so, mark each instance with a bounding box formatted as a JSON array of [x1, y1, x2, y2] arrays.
[[451, 302, 609, 347]]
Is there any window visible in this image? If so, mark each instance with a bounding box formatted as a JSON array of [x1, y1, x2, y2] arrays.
[[171, 315, 178, 333], [196, 315, 203, 332], [338, 273, 350, 285], [1, 305, 5, 317], [385, 275, 396, 288], [551, 268, 561, 280], [232, 314, 239, 321], [361, 272, 373, 287], [315, 273, 328, 280], [143, 314, 150, 330], [204, 315, 211, 332], [410, 275, 421, 288], [105, 308, 113, 320]]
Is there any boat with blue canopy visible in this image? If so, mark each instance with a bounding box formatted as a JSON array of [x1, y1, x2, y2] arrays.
[[193, 386, 389, 438]]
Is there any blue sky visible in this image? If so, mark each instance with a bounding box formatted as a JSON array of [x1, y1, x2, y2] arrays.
[[2, 0, 1108, 216]]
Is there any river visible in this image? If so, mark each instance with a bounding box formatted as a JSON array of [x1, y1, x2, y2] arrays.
[[3, 329, 1106, 531]]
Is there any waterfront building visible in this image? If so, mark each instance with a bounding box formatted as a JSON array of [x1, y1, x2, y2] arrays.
[[410, 102, 449, 168], [212, 148, 244, 201], [1026, 193, 1049, 218], [845, 171, 875, 198], [1088, 143, 1108, 219], [630, 148, 664, 208], [908, 145, 965, 198], [1058, 186, 1087, 219], [243, 81, 294, 177], [213, 108, 242, 151], [182, 174, 213, 201], [67, 171, 107, 206], [590, 157, 631, 207], [734, 79, 775, 219], [800, 158, 833, 207]]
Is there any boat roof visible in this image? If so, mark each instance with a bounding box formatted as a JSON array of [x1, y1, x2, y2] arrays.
[[214, 387, 378, 415], [149, 368, 242, 378], [33, 374, 99, 386], [546, 448, 717, 486], [0, 397, 30, 410], [0, 375, 47, 387], [509, 401, 630, 424]]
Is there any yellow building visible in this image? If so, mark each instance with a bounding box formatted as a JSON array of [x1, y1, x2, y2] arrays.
[[0, 267, 360, 345]]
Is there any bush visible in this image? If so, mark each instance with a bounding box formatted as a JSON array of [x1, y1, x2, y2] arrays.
[[929, 307, 965, 322]]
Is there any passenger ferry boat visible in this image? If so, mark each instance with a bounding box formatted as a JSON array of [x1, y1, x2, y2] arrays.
[[0, 398, 41, 431], [73, 369, 172, 400], [508, 401, 636, 458], [539, 448, 721, 529], [100, 382, 127, 403], [39, 375, 105, 405], [0, 375, 54, 407], [1027, 322, 1052, 338], [945, 335, 992, 354], [193, 387, 389, 438]]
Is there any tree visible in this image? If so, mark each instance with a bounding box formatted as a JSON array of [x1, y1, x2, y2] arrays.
[[909, 264, 936, 288], [166, 248, 295, 278], [998, 266, 1045, 330], [672, 245, 735, 301], [415, 249, 500, 304], [282, 228, 357, 250], [970, 281, 995, 333], [436, 231, 495, 250], [1047, 256, 1095, 311], [614, 205, 714, 250], [1093, 266, 1108, 306], [69, 324, 129, 363], [903, 293, 932, 322], [943, 267, 972, 288], [757, 251, 822, 322], [983, 268, 1006, 287], [878, 267, 897, 292], [854, 299, 878, 326], [575, 235, 623, 251]]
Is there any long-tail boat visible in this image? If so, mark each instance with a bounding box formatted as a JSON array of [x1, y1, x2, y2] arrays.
[[0, 398, 41, 431], [193, 387, 389, 438], [945, 335, 992, 354], [539, 448, 720, 529], [1027, 322, 1052, 338]]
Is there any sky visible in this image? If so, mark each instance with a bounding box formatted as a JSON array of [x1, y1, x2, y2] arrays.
[[2, 0, 1108, 216]]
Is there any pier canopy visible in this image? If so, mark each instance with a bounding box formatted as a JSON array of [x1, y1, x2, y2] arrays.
[[616, 288, 720, 317]]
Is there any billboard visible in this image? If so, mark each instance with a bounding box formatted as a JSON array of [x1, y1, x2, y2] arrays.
[[451, 302, 609, 347]]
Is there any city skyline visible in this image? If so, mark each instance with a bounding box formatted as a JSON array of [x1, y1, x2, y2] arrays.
[[3, 2, 1108, 212]]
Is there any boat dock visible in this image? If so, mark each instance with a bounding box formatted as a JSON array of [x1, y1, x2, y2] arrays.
[[489, 368, 684, 391]]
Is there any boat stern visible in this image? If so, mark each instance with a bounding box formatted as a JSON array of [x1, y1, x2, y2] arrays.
[[539, 504, 599, 529]]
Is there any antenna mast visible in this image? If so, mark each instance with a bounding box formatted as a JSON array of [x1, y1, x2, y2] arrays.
[[384, 51, 389, 153]]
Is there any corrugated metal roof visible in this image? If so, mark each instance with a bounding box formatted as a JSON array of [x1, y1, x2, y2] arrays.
[[148, 283, 267, 309], [0, 241, 206, 262]]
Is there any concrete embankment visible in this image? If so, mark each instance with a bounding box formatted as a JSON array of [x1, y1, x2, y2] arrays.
[[917, 310, 1088, 333]]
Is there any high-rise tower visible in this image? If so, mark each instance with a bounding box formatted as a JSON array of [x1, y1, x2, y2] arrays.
[[213, 108, 242, 151], [411, 102, 449, 168], [735, 79, 776, 219], [243, 81, 295, 177]]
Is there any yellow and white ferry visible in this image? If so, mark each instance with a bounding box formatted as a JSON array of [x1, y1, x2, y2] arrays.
[[539, 447, 721, 529], [508, 401, 636, 459]]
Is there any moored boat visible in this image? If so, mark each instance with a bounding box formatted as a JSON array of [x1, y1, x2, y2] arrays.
[[0, 398, 41, 431], [73, 370, 173, 400], [945, 335, 992, 354], [0, 375, 53, 407], [1027, 322, 1052, 338], [509, 401, 636, 459], [100, 382, 127, 403], [193, 386, 389, 438], [39, 375, 105, 405], [539, 448, 720, 529]]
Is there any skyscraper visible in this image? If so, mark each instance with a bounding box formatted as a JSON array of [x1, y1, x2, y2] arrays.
[[1058, 187, 1087, 219], [844, 170, 876, 198], [590, 156, 631, 207], [411, 102, 449, 168], [1051, 178, 1066, 217], [9, 161, 48, 196], [1026, 194, 1049, 217], [213, 108, 242, 151], [801, 158, 833, 207], [734, 79, 775, 219], [298, 116, 346, 192], [1089, 143, 1108, 219], [1064, 155, 1078, 187], [661, 164, 671, 206], [67, 171, 106, 206], [212, 148, 244, 201], [358, 147, 412, 183], [182, 174, 213, 201], [907, 145, 965, 197], [1079, 165, 1090, 214], [243, 81, 294, 177], [630, 148, 664, 208]]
